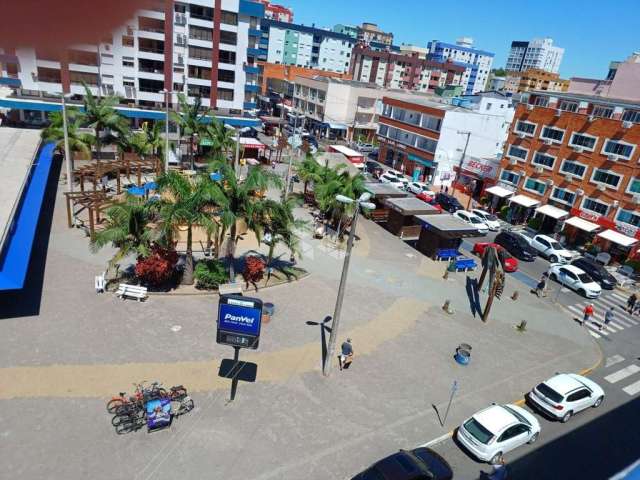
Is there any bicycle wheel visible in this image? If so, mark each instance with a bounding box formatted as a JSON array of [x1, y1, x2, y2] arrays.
[[114, 403, 138, 417], [106, 398, 124, 414]]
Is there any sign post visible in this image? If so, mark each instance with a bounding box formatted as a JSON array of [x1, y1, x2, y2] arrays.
[[442, 380, 459, 426]]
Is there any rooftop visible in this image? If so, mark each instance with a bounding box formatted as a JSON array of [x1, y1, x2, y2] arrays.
[[385, 196, 439, 215], [528, 89, 640, 109], [364, 182, 409, 198]]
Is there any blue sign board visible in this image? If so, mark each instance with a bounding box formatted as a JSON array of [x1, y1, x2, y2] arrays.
[[217, 295, 263, 349]]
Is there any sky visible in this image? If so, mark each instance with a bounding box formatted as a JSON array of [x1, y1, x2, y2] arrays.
[[282, 0, 640, 78]]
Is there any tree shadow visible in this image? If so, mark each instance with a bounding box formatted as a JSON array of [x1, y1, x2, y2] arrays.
[[465, 276, 483, 318], [306, 315, 332, 367]]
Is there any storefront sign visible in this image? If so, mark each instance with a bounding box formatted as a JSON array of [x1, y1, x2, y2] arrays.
[[571, 208, 640, 240], [616, 221, 640, 239], [217, 295, 263, 349], [461, 156, 500, 179]]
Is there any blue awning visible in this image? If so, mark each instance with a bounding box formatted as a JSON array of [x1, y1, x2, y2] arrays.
[[408, 153, 435, 168], [0, 143, 56, 290]]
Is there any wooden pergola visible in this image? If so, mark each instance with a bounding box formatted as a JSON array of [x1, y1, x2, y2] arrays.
[[63, 190, 114, 239], [73, 154, 162, 193]]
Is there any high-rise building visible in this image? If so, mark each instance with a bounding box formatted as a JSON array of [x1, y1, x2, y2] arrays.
[[260, 19, 354, 73], [257, 0, 293, 23], [0, 0, 265, 112], [505, 38, 564, 74], [349, 47, 465, 94], [357, 23, 393, 46], [333, 24, 358, 39], [503, 68, 569, 94], [426, 38, 494, 95]]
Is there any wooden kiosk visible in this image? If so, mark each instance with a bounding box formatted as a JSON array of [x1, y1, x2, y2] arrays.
[[415, 214, 484, 259], [385, 197, 440, 240], [363, 182, 408, 223]]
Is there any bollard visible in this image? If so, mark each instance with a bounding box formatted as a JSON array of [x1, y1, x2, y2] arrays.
[[516, 320, 527, 332], [442, 300, 454, 315], [443, 267, 449, 280], [511, 291, 519, 301]]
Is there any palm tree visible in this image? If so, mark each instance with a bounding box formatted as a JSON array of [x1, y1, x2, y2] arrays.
[[205, 118, 236, 162], [41, 109, 94, 166], [81, 83, 129, 163], [144, 121, 165, 159], [171, 93, 210, 170], [208, 159, 282, 282], [262, 197, 307, 274], [90, 195, 157, 277], [314, 168, 365, 229], [295, 154, 322, 196], [156, 171, 223, 285]]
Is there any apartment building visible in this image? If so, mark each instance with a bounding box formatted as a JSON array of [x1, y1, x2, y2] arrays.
[[496, 90, 640, 256], [376, 92, 514, 186], [257, 0, 293, 23], [357, 23, 393, 46], [426, 38, 494, 95], [503, 68, 569, 94], [349, 47, 465, 94], [260, 19, 354, 73], [1, 0, 265, 112], [256, 61, 351, 94], [399, 44, 428, 60], [505, 38, 564, 74], [332, 24, 358, 39], [568, 52, 640, 103]]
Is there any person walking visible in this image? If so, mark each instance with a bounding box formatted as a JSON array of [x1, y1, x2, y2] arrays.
[[339, 338, 354, 371], [602, 306, 615, 332], [487, 457, 508, 480], [534, 273, 548, 297], [627, 293, 637, 314], [583, 304, 594, 326]]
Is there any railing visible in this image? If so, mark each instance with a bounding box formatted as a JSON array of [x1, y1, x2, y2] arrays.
[[138, 47, 164, 54], [138, 86, 163, 93], [139, 67, 164, 74], [190, 13, 213, 21], [139, 26, 165, 34]]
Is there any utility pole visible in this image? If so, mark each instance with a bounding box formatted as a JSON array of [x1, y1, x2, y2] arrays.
[[452, 130, 471, 193]]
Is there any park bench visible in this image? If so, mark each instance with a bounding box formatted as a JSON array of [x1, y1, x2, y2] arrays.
[[94, 272, 106, 293], [115, 283, 148, 301], [435, 248, 459, 261], [454, 256, 477, 272]]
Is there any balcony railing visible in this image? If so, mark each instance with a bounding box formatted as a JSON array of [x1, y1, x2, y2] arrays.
[[138, 47, 164, 54], [139, 67, 164, 74], [139, 26, 165, 34], [138, 86, 163, 93]]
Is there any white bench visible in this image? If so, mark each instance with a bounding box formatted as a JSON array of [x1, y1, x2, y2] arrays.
[[94, 272, 106, 293], [115, 283, 148, 301]]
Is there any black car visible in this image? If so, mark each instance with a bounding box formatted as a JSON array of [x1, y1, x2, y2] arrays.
[[495, 231, 537, 261], [239, 127, 259, 138], [571, 257, 617, 289], [434, 193, 463, 213], [352, 448, 453, 480]]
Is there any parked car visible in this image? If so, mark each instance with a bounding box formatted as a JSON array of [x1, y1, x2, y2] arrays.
[[434, 193, 463, 213], [351, 448, 453, 480], [407, 182, 434, 196], [456, 404, 541, 463], [571, 257, 617, 289], [494, 231, 537, 261], [454, 210, 490, 234], [525, 234, 573, 263], [365, 161, 383, 177], [416, 192, 443, 212], [301, 134, 319, 149], [528, 373, 604, 423], [547, 264, 602, 298], [472, 242, 519, 272], [384, 169, 405, 179], [471, 209, 501, 231], [356, 143, 376, 154], [239, 127, 259, 138], [379, 173, 406, 190]]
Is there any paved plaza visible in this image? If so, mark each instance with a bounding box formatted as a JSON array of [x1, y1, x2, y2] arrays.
[[0, 176, 600, 480]]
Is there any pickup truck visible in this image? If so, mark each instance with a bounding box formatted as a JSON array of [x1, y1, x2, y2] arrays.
[[519, 233, 573, 263]]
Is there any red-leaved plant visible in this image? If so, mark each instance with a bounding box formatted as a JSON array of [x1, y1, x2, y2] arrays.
[[135, 245, 179, 287], [243, 256, 266, 290]]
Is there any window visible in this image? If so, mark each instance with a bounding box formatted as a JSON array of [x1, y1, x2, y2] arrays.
[[603, 139, 635, 159], [592, 169, 621, 189], [567, 389, 591, 402], [219, 31, 237, 45], [378, 124, 389, 137], [122, 57, 134, 68], [515, 120, 536, 136], [189, 26, 213, 41], [219, 50, 236, 64], [583, 198, 609, 216], [532, 152, 555, 169], [217, 88, 234, 101], [524, 177, 546, 195], [420, 114, 442, 131], [569, 133, 598, 151], [500, 170, 520, 185], [220, 10, 238, 25], [560, 160, 587, 178], [622, 109, 640, 124], [627, 178, 640, 195], [592, 105, 614, 119], [541, 126, 564, 143], [558, 100, 578, 112], [189, 46, 211, 60], [551, 187, 576, 205], [189, 4, 213, 20], [617, 210, 640, 227], [187, 83, 210, 97], [508, 145, 528, 160], [122, 36, 134, 47], [187, 64, 211, 80], [415, 136, 437, 153], [217, 69, 235, 82]]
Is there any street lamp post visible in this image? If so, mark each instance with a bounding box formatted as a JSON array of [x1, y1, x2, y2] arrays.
[[160, 89, 170, 173], [323, 193, 376, 377], [60, 93, 73, 192]]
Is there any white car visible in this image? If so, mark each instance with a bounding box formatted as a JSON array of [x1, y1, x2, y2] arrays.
[[547, 264, 602, 298], [379, 173, 406, 190], [528, 373, 604, 423], [407, 182, 435, 196], [528, 234, 573, 263], [472, 209, 501, 231], [356, 143, 375, 154], [454, 210, 490, 234], [456, 404, 541, 463]]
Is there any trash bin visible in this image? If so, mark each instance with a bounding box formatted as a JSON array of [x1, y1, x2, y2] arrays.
[[264, 303, 275, 316], [454, 344, 471, 365]]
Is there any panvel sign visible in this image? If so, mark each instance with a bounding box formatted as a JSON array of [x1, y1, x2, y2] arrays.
[[217, 295, 263, 349]]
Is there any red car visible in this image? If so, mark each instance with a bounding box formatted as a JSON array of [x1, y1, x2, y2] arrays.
[[416, 191, 443, 212], [471, 242, 519, 272]]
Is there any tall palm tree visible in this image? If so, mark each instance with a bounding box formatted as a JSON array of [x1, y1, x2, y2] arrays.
[[262, 197, 307, 273], [156, 171, 224, 285], [144, 120, 165, 159], [82, 83, 129, 163], [41, 109, 94, 165], [205, 118, 236, 162], [171, 93, 210, 170], [295, 154, 322, 195], [90, 195, 157, 277], [208, 159, 282, 282], [315, 168, 365, 229]]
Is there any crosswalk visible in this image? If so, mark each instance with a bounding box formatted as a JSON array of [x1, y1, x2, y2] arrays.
[[565, 291, 640, 339], [603, 356, 640, 397]]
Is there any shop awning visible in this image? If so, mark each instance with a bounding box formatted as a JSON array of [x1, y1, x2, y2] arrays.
[[408, 153, 435, 168], [564, 216, 599, 233], [485, 185, 514, 198], [597, 229, 638, 247], [323, 122, 348, 130], [509, 194, 540, 208], [535, 204, 569, 220]]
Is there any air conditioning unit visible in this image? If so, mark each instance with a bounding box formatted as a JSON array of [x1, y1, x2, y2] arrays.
[[517, 132, 526, 139], [509, 158, 518, 165], [543, 139, 552, 145], [534, 166, 544, 174], [175, 13, 186, 25], [546, 179, 554, 186], [588, 115, 595, 122], [527, 104, 534, 111], [607, 154, 619, 162], [564, 174, 573, 182], [125, 86, 136, 97], [597, 184, 606, 191], [177, 34, 187, 46], [573, 146, 583, 153], [555, 109, 561, 117], [176, 54, 184, 65], [634, 195, 640, 204], [623, 121, 633, 129], [613, 200, 620, 208], [576, 189, 584, 196], [518, 170, 526, 177]]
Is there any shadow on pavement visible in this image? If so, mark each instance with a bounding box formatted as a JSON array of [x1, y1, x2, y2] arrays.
[[0, 154, 61, 320], [465, 276, 483, 318], [306, 315, 332, 367]]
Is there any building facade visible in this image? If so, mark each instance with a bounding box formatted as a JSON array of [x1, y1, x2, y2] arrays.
[[426, 37, 494, 95], [333, 24, 358, 39], [503, 68, 569, 94], [505, 38, 564, 74], [256, 61, 351, 94], [349, 47, 465, 94], [257, 0, 293, 23], [376, 92, 514, 186], [260, 19, 354, 73], [357, 23, 393, 46], [568, 52, 640, 103], [1, 0, 265, 112], [496, 90, 640, 255], [399, 44, 428, 59]]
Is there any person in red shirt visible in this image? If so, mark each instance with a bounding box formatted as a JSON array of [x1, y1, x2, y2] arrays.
[[583, 304, 594, 326]]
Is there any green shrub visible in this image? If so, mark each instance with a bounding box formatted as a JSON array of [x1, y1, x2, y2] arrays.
[[499, 205, 509, 220], [194, 259, 228, 290], [527, 216, 542, 231]]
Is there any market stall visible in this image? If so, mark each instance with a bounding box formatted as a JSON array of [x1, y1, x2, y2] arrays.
[[363, 182, 408, 223], [507, 194, 540, 225], [415, 214, 484, 259], [534, 204, 569, 234], [484, 185, 514, 213], [385, 197, 440, 240]]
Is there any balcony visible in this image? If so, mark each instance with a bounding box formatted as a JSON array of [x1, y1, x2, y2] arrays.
[[246, 47, 266, 57], [0, 77, 21, 87], [248, 28, 262, 37], [243, 64, 259, 74], [243, 101, 257, 110]]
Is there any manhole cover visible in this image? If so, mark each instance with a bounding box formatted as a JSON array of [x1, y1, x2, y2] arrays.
[[170, 325, 182, 332]]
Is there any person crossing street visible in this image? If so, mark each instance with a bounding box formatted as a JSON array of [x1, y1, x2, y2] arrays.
[[583, 303, 594, 326], [602, 306, 615, 332]]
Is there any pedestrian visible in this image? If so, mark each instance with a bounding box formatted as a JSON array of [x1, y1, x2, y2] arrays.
[[583, 303, 594, 326], [445, 186, 449, 194], [602, 306, 615, 331], [627, 293, 637, 314], [487, 457, 508, 480], [534, 273, 548, 297], [339, 338, 354, 370]]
